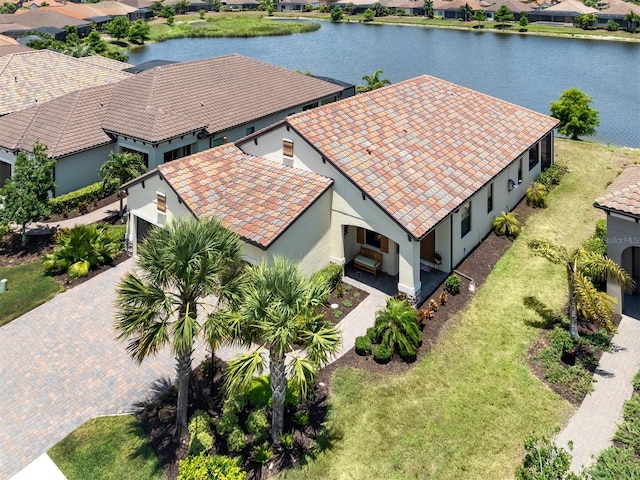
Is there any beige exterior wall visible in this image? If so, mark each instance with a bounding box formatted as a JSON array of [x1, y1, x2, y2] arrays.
[[604, 213, 640, 313]]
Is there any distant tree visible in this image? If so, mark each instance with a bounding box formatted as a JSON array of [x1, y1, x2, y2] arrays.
[[105, 17, 131, 42], [0, 2, 18, 13], [606, 19, 619, 31], [150, 0, 164, 15], [423, 0, 433, 17], [199, 8, 206, 18], [363, 7, 374, 21], [356, 69, 391, 93], [583, 0, 597, 7], [624, 10, 639, 32], [99, 151, 147, 216], [576, 12, 597, 29], [550, 88, 600, 140], [473, 9, 486, 20], [65, 25, 80, 45], [495, 5, 514, 26], [64, 42, 92, 58], [330, 5, 343, 21], [176, 0, 190, 14], [344, 2, 356, 14], [103, 49, 129, 62], [161, 4, 176, 17], [167, 14, 175, 25], [519, 12, 528, 29], [127, 19, 150, 44], [0, 142, 56, 246], [372, 1, 389, 16], [85, 29, 108, 53], [459, 2, 473, 21]]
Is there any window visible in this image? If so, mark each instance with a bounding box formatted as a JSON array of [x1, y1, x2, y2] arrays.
[[210, 137, 224, 148], [156, 192, 166, 213], [356, 227, 389, 253], [460, 202, 471, 238], [283, 139, 294, 157], [302, 102, 318, 111], [487, 183, 493, 213], [518, 158, 523, 184], [529, 143, 539, 170], [121, 147, 149, 168], [163, 144, 191, 163], [245, 126, 255, 135]]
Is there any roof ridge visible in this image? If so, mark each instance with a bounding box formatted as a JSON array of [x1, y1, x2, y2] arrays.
[[49, 91, 81, 156]]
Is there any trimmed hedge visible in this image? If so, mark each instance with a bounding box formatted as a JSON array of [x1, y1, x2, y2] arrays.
[[310, 263, 344, 293], [373, 344, 391, 364], [49, 179, 118, 215], [355, 335, 372, 356]]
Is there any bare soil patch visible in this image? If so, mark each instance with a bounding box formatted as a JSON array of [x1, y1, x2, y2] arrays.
[[43, 192, 122, 223]]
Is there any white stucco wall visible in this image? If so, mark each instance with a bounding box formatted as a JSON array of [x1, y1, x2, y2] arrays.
[[54, 144, 115, 195], [604, 213, 640, 313]]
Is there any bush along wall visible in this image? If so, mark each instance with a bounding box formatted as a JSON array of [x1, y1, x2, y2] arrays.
[[49, 179, 119, 216]]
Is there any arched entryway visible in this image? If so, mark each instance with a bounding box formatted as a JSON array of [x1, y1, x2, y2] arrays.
[[621, 246, 640, 318]]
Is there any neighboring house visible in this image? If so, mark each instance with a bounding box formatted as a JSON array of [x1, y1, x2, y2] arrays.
[[127, 75, 558, 303], [595, 0, 640, 28], [222, 0, 261, 10], [593, 165, 640, 318], [0, 43, 31, 55], [530, 0, 598, 24], [0, 54, 353, 193], [39, 2, 140, 22], [277, 0, 319, 12], [0, 10, 92, 37], [435, 0, 483, 20], [485, 0, 533, 20], [0, 49, 131, 116]]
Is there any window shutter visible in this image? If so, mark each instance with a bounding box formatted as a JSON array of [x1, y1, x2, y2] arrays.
[[283, 139, 294, 157], [157, 192, 166, 213], [380, 235, 389, 253], [356, 227, 364, 244]]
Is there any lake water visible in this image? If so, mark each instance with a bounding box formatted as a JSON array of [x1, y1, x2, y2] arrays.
[[128, 21, 640, 148]]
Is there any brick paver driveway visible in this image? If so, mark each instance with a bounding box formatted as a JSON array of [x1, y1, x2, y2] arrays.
[[0, 259, 206, 479]]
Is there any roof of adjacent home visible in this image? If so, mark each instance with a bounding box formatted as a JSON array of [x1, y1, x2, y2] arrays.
[[39, 2, 138, 19], [542, 0, 598, 13], [102, 54, 345, 143], [486, 0, 534, 12], [0, 83, 115, 158], [284, 75, 559, 240], [0, 50, 131, 116], [0, 33, 18, 45], [153, 145, 333, 248], [0, 44, 31, 56], [594, 165, 640, 218], [597, 0, 640, 15], [1, 9, 90, 28]]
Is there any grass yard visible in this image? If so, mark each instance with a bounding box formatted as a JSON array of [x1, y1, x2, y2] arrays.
[[48, 415, 164, 480], [280, 140, 640, 479], [0, 261, 61, 327]]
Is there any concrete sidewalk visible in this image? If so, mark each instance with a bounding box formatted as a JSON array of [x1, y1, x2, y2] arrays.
[[556, 314, 640, 472]]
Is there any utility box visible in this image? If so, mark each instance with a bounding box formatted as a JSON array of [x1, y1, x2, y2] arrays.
[[0, 279, 7, 293]]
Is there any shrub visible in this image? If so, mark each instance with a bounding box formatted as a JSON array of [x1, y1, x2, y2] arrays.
[[363, 7, 374, 21], [371, 298, 421, 360], [198, 8, 206, 18], [177, 453, 246, 480], [582, 219, 607, 255], [244, 409, 269, 434], [515, 436, 577, 480], [330, 5, 343, 21], [222, 394, 247, 415], [373, 344, 392, 363], [526, 182, 548, 208], [493, 211, 521, 238], [333, 309, 343, 319], [399, 347, 417, 363], [589, 446, 640, 479], [428, 298, 438, 311], [243, 376, 298, 409], [227, 427, 248, 453], [343, 299, 353, 308], [293, 411, 310, 427], [188, 410, 211, 437], [614, 421, 640, 455], [355, 335, 372, 356], [606, 19, 619, 31], [418, 308, 434, 322], [43, 224, 120, 278], [216, 411, 239, 436], [443, 274, 461, 295], [439, 291, 448, 305], [310, 263, 343, 297], [279, 432, 294, 449], [633, 370, 640, 392], [537, 163, 568, 187], [366, 326, 381, 343], [188, 431, 213, 455], [49, 179, 118, 215], [252, 442, 273, 464], [623, 394, 640, 424]]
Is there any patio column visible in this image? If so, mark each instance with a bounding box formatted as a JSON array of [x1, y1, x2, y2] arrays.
[[329, 221, 346, 266], [398, 239, 421, 304]]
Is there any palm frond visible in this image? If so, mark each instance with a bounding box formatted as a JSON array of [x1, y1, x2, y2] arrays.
[[224, 348, 266, 395], [287, 356, 317, 400], [580, 251, 635, 290], [573, 272, 616, 332], [171, 301, 200, 356], [528, 239, 568, 265], [299, 324, 342, 365]]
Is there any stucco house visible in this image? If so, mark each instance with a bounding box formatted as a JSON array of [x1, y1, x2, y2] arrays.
[[594, 165, 640, 318], [0, 54, 353, 193], [126, 75, 558, 303]]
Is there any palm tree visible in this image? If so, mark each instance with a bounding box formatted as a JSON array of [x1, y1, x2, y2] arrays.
[[459, 2, 473, 21], [224, 257, 341, 444], [99, 151, 147, 216], [492, 211, 521, 239], [356, 69, 392, 93], [528, 239, 634, 340], [114, 217, 245, 439], [624, 10, 640, 32], [423, 0, 433, 18], [372, 298, 421, 358]]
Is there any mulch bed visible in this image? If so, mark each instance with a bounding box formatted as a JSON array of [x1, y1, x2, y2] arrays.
[[43, 192, 123, 223], [323, 282, 369, 324]]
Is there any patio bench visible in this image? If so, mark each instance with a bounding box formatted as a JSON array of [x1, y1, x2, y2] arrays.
[[354, 247, 382, 277]]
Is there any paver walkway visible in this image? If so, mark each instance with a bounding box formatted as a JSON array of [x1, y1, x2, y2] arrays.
[[556, 314, 640, 473], [1, 259, 386, 479], [25, 199, 125, 235]]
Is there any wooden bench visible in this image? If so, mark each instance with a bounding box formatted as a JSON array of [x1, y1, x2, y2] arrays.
[[354, 247, 382, 277]]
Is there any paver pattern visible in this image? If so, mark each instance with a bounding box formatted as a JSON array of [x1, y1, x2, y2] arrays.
[[556, 315, 640, 472], [0, 252, 387, 479]]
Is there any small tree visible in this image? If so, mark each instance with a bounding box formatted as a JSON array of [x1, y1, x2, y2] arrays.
[[344, 2, 356, 14], [199, 8, 206, 18], [176, 0, 190, 14], [150, 0, 164, 15], [473, 9, 486, 21], [493, 211, 521, 239], [363, 7, 375, 21], [550, 88, 600, 140], [85, 29, 108, 54], [161, 4, 176, 18], [371, 298, 421, 361], [167, 15, 175, 26], [105, 17, 131, 42], [515, 436, 580, 480], [0, 142, 56, 246], [127, 19, 150, 44], [330, 5, 343, 21], [495, 5, 514, 26], [519, 12, 528, 30], [423, 0, 433, 18], [624, 10, 640, 32], [99, 151, 147, 216], [459, 2, 473, 21]]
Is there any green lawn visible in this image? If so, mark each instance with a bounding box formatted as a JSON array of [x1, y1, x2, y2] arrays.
[[48, 415, 164, 480], [279, 140, 640, 479], [0, 260, 62, 327]]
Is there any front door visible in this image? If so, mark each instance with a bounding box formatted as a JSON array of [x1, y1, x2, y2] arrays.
[[420, 230, 436, 262]]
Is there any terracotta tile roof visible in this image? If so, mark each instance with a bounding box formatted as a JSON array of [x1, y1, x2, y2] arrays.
[[0, 50, 130, 115], [594, 165, 640, 218], [102, 54, 344, 143], [439, 0, 483, 10], [0, 83, 115, 157], [286, 75, 559, 240], [598, 0, 640, 15], [543, 0, 598, 13], [119, 0, 154, 9], [486, 0, 534, 12], [157, 145, 333, 248], [39, 2, 137, 19]]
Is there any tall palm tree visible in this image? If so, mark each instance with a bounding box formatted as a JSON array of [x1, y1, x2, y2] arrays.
[[356, 69, 392, 93], [459, 2, 473, 21], [224, 257, 341, 444], [624, 10, 640, 32], [528, 239, 634, 340], [423, 0, 433, 18], [114, 217, 245, 439], [99, 151, 147, 216]]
